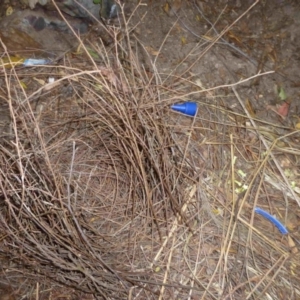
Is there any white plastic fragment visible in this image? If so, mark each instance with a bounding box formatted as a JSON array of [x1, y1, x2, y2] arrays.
[[23, 59, 51, 66]]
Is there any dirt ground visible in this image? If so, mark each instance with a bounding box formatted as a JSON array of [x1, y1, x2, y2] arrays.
[[1, 0, 300, 123], [0, 0, 300, 299], [132, 0, 300, 120]]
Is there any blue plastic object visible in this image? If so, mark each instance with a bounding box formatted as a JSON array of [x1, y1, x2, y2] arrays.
[[171, 102, 198, 117], [254, 207, 288, 235]]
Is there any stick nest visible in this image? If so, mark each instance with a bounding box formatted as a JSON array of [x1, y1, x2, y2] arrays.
[[0, 11, 300, 300]]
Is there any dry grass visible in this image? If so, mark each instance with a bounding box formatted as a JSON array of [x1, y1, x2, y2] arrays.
[[0, 1, 300, 299]]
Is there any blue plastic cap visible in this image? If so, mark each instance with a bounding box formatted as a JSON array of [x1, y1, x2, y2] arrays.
[[171, 102, 198, 117]]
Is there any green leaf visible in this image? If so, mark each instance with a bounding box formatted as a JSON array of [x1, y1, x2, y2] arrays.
[[278, 86, 287, 101], [93, 0, 101, 4], [86, 47, 100, 59]]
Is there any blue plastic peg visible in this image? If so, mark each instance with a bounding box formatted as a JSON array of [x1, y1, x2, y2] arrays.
[[171, 102, 198, 117]]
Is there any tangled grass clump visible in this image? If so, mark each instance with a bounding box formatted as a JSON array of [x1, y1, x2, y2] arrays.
[[0, 21, 200, 298]]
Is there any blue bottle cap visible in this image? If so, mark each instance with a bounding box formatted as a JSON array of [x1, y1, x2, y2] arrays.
[[171, 102, 198, 117]]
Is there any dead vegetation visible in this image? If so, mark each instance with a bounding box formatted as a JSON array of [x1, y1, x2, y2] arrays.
[[0, 1, 300, 299]]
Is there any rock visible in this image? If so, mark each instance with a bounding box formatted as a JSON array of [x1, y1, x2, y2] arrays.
[[0, 0, 121, 58], [0, 8, 87, 57], [21, 0, 120, 20], [99, 0, 119, 19], [21, 0, 101, 20]]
